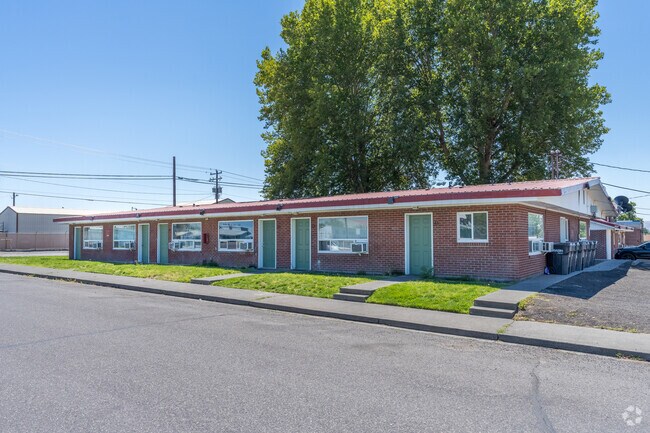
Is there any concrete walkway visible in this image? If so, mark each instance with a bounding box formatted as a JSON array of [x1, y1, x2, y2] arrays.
[[190, 272, 254, 285], [0, 263, 648, 360], [471, 260, 629, 319]]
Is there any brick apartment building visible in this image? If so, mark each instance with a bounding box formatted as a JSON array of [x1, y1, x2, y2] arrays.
[[56, 177, 617, 281]]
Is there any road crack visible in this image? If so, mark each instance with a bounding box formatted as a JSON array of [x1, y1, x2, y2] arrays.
[[530, 360, 558, 433]]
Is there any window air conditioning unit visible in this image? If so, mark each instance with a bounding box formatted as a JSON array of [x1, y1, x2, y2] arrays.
[[541, 242, 555, 252], [351, 243, 367, 253], [590, 205, 598, 217], [169, 241, 178, 252]]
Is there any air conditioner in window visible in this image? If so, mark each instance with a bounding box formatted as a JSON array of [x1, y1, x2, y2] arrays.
[[351, 243, 367, 253], [168, 241, 178, 252], [541, 242, 555, 252]]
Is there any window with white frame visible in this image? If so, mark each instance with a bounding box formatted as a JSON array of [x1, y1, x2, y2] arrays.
[[579, 221, 587, 240], [218, 220, 254, 251], [457, 212, 488, 242], [318, 216, 368, 253], [171, 222, 202, 251], [83, 226, 103, 249], [528, 213, 544, 254], [560, 217, 569, 242], [113, 224, 135, 250]]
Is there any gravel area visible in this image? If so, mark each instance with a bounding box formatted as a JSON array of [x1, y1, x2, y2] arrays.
[[516, 260, 650, 333]]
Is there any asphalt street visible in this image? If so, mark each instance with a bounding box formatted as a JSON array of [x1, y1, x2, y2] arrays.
[[0, 273, 648, 433]]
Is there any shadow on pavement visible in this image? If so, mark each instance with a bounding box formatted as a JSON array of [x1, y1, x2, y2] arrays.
[[542, 262, 632, 300]]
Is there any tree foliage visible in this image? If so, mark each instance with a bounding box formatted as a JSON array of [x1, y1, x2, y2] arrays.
[[617, 201, 642, 222], [255, 0, 609, 199]]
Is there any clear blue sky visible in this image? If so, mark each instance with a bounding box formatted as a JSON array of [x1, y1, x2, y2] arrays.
[[0, 0, 648, 224]]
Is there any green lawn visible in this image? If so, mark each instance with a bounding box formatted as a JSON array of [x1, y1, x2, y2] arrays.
[[216, 273, 374, 299], [367, 280, 503, 314], [0, 256, 238, 283]]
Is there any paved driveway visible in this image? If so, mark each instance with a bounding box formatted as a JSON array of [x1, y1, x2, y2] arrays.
[[517, 261, 650, 333]]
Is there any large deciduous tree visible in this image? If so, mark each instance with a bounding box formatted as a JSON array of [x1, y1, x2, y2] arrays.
[[255, 0, 609, 198]]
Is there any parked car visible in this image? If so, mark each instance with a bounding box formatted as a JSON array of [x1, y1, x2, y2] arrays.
[[615, 242, 650, 260]]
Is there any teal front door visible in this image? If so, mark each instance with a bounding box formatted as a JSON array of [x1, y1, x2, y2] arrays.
[[408, 214, 432, 275], [261, 220, 276, 269], [139, 224, 150, 264], [74, 227, 82, 260], [293, 218, 310, 270], [158, 224, 168, 264]]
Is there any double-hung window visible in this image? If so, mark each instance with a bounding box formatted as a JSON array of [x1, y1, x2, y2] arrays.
[[171, 222, 202, 251], [528, 213, 544, 254], [579, 221, 587, 240], [457, 212, 488, 242], [318, 216, 368, 253], [218, 220, 254, 251], [560, 217, 569, 242], [83, 226, 103, 249], [113, 224, 135, 250]]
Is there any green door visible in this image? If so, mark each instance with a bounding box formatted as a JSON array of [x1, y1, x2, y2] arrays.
[[158, 224, 168, 264], [74, 227, 82, 260], [408, 215, 432, 275], [140, 225, 150, 264], [293, 218, 310, 270], [261, 220, 276, 269]]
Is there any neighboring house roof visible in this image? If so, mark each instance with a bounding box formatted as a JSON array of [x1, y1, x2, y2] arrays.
[[55, 177, 612, 224], [3, 206, 98, 216], [615, 220, 643, 229], [590, 219, 634, 232]]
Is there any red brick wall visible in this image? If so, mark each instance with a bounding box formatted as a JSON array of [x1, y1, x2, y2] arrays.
[[67, 204, 591, 280], [624, 228, 644, 246], [591, 230, 607, 259]]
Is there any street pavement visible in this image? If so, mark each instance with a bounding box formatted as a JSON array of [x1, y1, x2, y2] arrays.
[[0, 273, 648, 433]]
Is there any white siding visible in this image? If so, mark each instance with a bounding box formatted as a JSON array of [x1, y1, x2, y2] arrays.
[[0, 208, 17, 233]]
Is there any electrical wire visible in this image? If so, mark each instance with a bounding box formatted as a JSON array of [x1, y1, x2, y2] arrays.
[[1, 190, 168, 206], [4, 176, 204, 196], [593, 162, 650, 174], [602, 183, 650, 195]]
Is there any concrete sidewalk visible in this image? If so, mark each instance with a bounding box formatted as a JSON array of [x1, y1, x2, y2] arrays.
[[0, 263, 648, 360]]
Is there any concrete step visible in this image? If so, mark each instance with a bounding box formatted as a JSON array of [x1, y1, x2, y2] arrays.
[[473, 299, 519, 311], [340, 286, 378, 296], [469, 306, 516, 319], [333, 293, 369, 302]]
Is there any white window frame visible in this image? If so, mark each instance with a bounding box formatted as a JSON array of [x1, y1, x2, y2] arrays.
[[579, 221, 587, 240], [317, 216, 369, 254], [113, 224, 136, 250], [170, 222, 202, 252], [218, 220, 254, 252], [82, 226, 103, 250], [528, 213, 544, 255], [456, 211, 489, 243], [560, 217, 569, 243]]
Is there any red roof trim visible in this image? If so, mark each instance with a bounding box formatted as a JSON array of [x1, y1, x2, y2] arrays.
[[55, 178, 597, 223]]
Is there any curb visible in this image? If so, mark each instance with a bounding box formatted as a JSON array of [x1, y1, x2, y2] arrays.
[[498, 334, 649, 361], [1, 267, 648, 361]]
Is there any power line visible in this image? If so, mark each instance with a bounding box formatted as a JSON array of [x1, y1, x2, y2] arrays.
[[0, 128, 265, 181], [602, 183, 650, 195], [593, 162, 650, 174], [1, 190, 168, 206], [0, 170, 168, 180], [4, 176, 204, 196]]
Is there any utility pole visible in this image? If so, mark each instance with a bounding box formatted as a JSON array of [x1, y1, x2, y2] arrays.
[[549, 150, 561, 179], [172, 156, 177, 207], [12, 192, 17, 206], [210, 170, 222, 204]]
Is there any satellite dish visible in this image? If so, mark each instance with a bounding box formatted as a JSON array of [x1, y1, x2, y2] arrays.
[[613, 196, 633, 213]]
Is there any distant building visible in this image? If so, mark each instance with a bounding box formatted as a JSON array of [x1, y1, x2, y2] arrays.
[[0, 206, 96, 250], [616, 220, 644, 246]]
